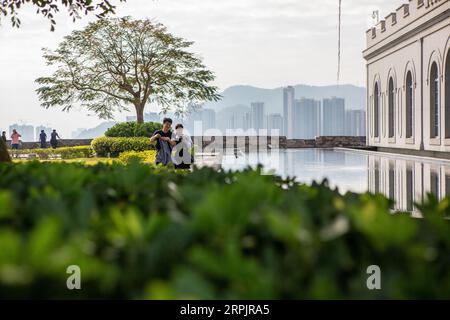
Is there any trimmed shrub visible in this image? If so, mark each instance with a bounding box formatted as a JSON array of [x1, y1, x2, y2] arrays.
[[0, 162, 450, 299], [10, 146, 93, 159], [105, 122, 161, 138], [119, 150, 157, 164], [91, 137, 155, 157]]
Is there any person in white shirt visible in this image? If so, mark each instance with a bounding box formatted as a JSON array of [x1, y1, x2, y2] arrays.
[[172, 124, 193, 169]]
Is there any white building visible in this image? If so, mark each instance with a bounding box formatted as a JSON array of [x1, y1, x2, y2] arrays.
[[267, 113, 283, 135], [364, 0, 450, 154]]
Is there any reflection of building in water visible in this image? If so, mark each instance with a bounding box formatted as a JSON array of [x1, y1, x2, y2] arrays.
[[368, 154, 450, 214]]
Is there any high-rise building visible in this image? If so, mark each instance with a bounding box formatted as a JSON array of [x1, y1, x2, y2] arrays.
[[293, 98, 320, 139], [322, 97, 345, 136], [126, 112, 160, 123], [9, 124, 34, 142], [267, 113, 283, 135], [345, 110, 366, 136], [283, 86, 295, 138], [35, 125, 52, 141], [201, 109, 216, 131], [251, 102, 266, 131]]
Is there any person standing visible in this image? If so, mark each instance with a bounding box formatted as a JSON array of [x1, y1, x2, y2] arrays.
[[172, 124, 193, 170], [150, 118, 176, 165], [1, 131, 6, 144], [39, 130, 47, 148], [50, 130, 60, 149], [10, 129, 21, 150]]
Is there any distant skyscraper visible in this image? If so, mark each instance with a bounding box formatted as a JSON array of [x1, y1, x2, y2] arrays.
[[201, 109, 216, 131], [293, 98, 320, 139], [345, 110, 366, 136], [322, 97, 345, 136], [126, 112, 160, 123], [35, 125, 52, 141], [9, 124, 34, 142], [283, 86, 295, 138], [251, 102, 266, 131], [267, 113, 283, 135]]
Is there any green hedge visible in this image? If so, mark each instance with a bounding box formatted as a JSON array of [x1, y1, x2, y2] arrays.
[[0, 162, 450, 299], [91, 137, 155, 157], [118, 150, 157, 164], [105, 122, 161, 138], [10, 146, 93, 159]]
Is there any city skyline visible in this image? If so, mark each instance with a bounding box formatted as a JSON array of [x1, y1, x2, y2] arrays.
[[0, 0, 399, 137]]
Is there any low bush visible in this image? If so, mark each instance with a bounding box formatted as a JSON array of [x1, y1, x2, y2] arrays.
[[10, 146, 93, 159], [105, 122, 161, 138], [0, 162, 450, 299], [91, 137, 154, 157], [119, 150, 157, 164]]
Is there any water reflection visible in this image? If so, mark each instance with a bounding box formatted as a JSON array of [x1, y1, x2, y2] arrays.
[[221, 148, 450, 213]]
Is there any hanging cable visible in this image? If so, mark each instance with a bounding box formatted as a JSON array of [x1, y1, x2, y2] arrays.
[[337, 0, 342, 86]]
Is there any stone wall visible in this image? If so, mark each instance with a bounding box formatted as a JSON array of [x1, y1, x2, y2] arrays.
[[8, 136, 366, 150], [9, 139, 94, 149]]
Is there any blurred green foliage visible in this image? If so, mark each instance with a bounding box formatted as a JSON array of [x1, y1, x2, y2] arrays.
[[0, 162, 449, 299], [91, 137, 155, 157], [105, 122, 162, 138]]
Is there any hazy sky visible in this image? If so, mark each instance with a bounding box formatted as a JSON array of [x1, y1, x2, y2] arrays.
[[0, 0, 397, 137]]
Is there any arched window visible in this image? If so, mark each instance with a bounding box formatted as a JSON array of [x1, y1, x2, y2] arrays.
[[406, 71, 414, 138], [388, 78, 395, 138], [374, 83, 379, 138], [430, 62, 440, 138], [446, 51, 450, 138]]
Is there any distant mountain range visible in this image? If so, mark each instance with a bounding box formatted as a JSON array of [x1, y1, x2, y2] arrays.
[[74, 121, 116, 139], [72, 84, 366, 138], [204, 84, 365, 114]]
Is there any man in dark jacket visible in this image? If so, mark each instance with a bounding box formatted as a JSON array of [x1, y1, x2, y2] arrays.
[[150, 118, 176, 165], [39, 130, 47, 148]]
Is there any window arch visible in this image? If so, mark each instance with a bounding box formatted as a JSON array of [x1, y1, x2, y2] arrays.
[[374, 83, 380, 138], [388, 77, 395, 138], [446, 50, 450, 138], [406, 71, 414, 138], [430, 62, 440, 138]]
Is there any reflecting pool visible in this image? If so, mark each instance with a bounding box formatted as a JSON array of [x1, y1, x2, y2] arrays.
[[221, 148, 450, 214]]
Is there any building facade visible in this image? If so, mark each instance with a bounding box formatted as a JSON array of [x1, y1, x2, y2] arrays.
[[364, 0, 450, 153]]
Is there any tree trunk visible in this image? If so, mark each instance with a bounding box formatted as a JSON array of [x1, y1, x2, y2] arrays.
[[0, 139, 11, 163], [135, 104, 145, 124]]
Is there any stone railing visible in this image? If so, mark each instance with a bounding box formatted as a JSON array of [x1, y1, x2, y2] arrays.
[[6, 139, 94, 149], [6, 136, 366, 151]]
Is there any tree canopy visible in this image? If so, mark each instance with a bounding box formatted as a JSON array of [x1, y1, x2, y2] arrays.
[[35, 17, 221, 123], [0, 0, 125, 30]]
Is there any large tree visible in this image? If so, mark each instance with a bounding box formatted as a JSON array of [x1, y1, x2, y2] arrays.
[[0, 0, 124, 30], [35, 17, 220, 123]]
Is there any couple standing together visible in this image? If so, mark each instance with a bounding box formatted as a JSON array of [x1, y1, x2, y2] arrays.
[[150, 118, 193, 169]]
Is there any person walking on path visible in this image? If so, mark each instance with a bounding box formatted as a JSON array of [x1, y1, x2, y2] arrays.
[[10, 129, 21, 150], [150, 118, 176, 166], [50, 130, 61, 149], [39, 130, 47, 149]]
